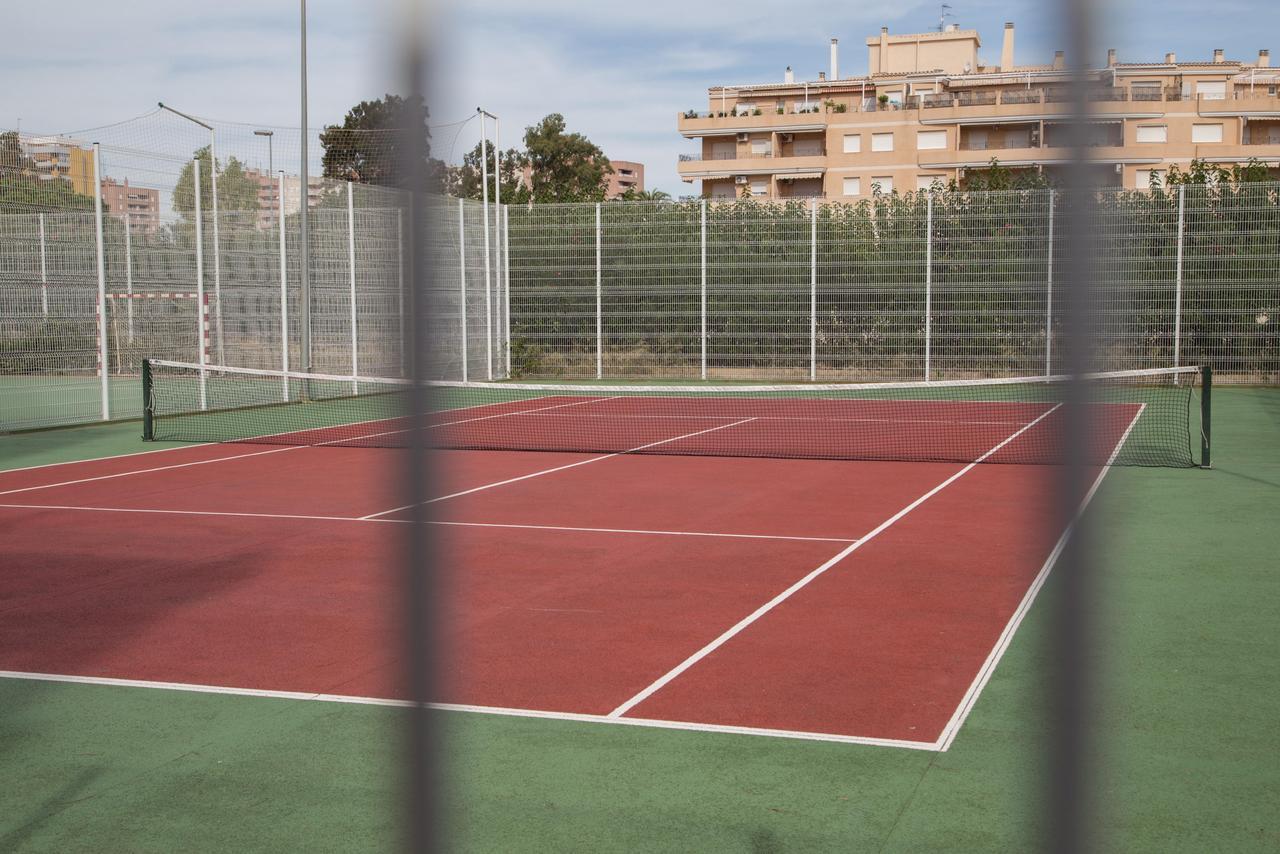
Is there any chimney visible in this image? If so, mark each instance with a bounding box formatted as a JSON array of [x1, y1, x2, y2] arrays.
[[1107, 48, 1117, 67], [947, 23, 958, 32], [1001, 23, 1015, 70], [1053, 50, 1065, 70], [1260, 50, 1271, 68], [818, 71, 826, 81], [831, 38, 840, 80], [877, 27, 889, 75], [1213, 48, 1224, 63], [1165, 52, 1176, 64], [785, 65, 794, 83]]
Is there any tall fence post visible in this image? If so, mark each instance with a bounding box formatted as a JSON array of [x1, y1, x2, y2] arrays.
[[278, 170, 289, 401], [1174, 184, 1186, 370], [397, 207, 405, 378], [479, 126, 494, 382], [1045, 188, 1055, 376], [458, 198, 469, 382], [123, 213, 134, 343], [347, 181, 359, 393], [192, 157, 207, 410], [92, 143, 110, 420], [503, 205, 512, 379], [700, 199, 708, 380], [810, 198, 818, 382], [209, 133, 225, 364], [38, 212, 48, 317], [924, 190, 933, 382], [595, 202, 603, 380]]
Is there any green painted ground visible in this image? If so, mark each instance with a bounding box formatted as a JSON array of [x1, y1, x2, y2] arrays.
[[1, 389, 1277, 852]]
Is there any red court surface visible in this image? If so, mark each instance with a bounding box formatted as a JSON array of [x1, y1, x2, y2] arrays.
[[0, 401, 1139, 751]]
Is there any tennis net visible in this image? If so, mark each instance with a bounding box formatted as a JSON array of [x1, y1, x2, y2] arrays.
[[142, 359, 1209, 467]]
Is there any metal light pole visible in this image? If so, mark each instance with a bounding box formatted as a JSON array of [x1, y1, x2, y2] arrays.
[[299, 0, 312, 376], [254, 129, 275, 200], [159, 101, 225, 363], [478, 107, 502, 375]]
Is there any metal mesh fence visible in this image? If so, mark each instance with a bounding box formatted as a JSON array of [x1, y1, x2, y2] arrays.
[[3, 116, 1279, 432], [507, 185, 1280, 384]]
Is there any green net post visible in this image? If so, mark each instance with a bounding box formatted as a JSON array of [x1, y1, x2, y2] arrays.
[[141, 359, 154, 441], [1200, 364, 1212, 469]]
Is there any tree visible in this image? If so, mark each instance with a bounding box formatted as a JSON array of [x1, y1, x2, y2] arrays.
[[0, 131, 95, 212], [446, 142, 527, 203], [615, 187, 671, 202], [321, 94, 445, 190], [173, 145, 261, 219], [522, 114, 613, 203]]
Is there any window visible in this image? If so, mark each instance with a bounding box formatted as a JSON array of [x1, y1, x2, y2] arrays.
[[1135, 169, 1164, 190], [917, 130, 947, 150], [794, 139, 823, 156], [1192, 123, 1224, 143], [871, 176, 893, 194], [965, 129, 989, 150], [710, 182, 736, 200], [842, 177, 861, 196], [1196, 81, 1226, 101], [750, 180, 768, 196], [735, 102, 757, 116], [916, 175, 944, 192], [842, 134, 861, 154], [871, 133, 894, 152], [1136, 125, 1167, 143], [712, 141, 735, 159], [750, 139, 771, 156]]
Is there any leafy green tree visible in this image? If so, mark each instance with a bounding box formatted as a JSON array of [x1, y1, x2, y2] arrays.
[[446, 142, 527, 203], [173, 145, 260, 218], [522, 114, 613, 203], [615, 188, 671, 202], [0, 131, 95, 211], [321, 94, 445, 190]]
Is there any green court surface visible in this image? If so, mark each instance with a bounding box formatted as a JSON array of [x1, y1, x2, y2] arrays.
[[1, 388, 1277, 852]]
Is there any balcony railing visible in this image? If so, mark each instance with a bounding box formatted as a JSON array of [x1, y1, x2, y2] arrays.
[[1001, 89, 1043, 105], [956, 92, 998, 107]]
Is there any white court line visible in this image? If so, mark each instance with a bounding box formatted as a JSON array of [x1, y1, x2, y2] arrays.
[[490, 412, 1033, 428], [0, 671, 937, 752], [0, 502, 854, 544], [0, 397, 618, 499], [607, 403, 1063, 719], [359, 417, 759, 520], [932, 403, 1147, 752]]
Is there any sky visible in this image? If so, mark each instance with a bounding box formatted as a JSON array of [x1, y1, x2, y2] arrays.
[[4, 0, 1278, 195]]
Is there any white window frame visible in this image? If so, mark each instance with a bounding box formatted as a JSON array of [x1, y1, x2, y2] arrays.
[[842, 134, 861, 154], [735, 102, 757, 116], [842, 177, 861, 196], [916, 130, 947, 151], [750, 180, 768, 197], [916, 175, 944, 192], [1196, 81, 1227, 101], [1191, 123, 1224, 143], [1135, 125, 1167, 143], [871, 176, 893, 194], [749, 139, 771, 156], [871, 133, 894, 152]]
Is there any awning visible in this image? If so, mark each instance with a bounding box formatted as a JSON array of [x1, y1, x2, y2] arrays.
[[777, 172, 824, 181]]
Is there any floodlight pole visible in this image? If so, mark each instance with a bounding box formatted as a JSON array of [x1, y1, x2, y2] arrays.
[[299, 0, 312, 376], [477, 108, 494, 380], [158, 101, 224, 363], [254, 129, 275, 208]]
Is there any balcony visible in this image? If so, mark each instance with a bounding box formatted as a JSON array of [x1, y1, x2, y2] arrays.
[[677, 154, 827, 181], [679, 110, 827, 138]]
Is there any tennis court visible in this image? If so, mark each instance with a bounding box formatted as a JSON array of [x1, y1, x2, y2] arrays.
[[0, 365, 1200, 752]]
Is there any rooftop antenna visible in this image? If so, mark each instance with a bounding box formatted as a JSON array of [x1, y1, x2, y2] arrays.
[[937, 3, 954, 32]]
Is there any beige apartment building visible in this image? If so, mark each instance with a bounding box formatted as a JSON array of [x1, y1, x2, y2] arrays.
[[607, 160, 645, 197], [678, 23, 1280, 199]]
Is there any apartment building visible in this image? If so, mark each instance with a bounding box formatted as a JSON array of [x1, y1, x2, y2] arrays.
[[99, 178, 161, 234], [19, 135, 97, 196], [243, 168, 326, 229], [677, 23, 1280, 199], [607, 160, 645, 197]]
